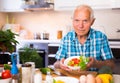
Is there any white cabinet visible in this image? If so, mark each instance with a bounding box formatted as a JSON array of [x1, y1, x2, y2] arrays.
[[54, 0, 82, 11], [0, 0, 24, 12], [111, 0, 120, 8], [83, 0, 112, 9], [54, 0, 112, 11]]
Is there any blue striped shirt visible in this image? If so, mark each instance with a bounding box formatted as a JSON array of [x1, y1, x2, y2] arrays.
[[55, 28, 113, 69]]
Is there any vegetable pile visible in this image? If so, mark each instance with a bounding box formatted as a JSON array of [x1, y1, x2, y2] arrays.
[[79, 66, 113, 83], [0, 64, 12, 79], [67, 56, 89, 70], [1, 70, 11, 79], [79, 73, 113, 83]]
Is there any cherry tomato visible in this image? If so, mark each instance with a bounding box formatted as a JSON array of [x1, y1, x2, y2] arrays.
[[1, 70, 12, 79], [72, 58, 80, 64]]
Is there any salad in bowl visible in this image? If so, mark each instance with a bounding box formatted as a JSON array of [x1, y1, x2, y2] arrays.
[[64, 56, 89, 70]]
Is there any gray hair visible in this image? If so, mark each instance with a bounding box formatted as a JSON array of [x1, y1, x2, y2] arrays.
[[73, 4, 95, 20]]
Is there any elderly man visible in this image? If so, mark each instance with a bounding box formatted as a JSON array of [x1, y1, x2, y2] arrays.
[[54, 5, 115, 71]]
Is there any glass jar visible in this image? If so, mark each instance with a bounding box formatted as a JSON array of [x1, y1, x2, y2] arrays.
[[21, 64, 32, 83]]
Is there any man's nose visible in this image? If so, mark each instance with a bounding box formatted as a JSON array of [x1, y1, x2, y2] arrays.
[[78, 21, 84, 28]]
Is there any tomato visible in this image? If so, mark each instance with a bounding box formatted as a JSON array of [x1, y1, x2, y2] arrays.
[[1, 70, 12, 79], [72, 58, 80, 64], [74, 59, 80, 64], [68, 58, 80, 67]]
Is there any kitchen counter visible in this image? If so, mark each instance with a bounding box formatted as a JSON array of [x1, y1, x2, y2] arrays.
[[108, 39, 120, 48], [17, 39, 61, 44], [108, 39, 120, 41], [17, 39, 120, 49]]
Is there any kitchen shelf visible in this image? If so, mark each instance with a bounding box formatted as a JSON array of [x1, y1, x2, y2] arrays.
[[108, 39, 120, 41], [17, 39, 61, 44], [109, 40, 120, 48]]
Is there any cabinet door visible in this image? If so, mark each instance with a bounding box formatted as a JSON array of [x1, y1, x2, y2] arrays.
[[0, 0, 24, 12], [83, 0, 112, 9], [54, 0, 83, 11], [54, 0, 112, 11], [111, 0, 120, 8]]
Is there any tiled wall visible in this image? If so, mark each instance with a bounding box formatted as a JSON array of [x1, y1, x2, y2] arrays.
[[1, 9, 120, 39]]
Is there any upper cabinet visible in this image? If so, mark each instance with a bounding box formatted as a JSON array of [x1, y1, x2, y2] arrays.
[[54, 0, 81, 11], [54, 0, 115, 11], [0, 0, 24, 12], [111, 0, 120, 8]]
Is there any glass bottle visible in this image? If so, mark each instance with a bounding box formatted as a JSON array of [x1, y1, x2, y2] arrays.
[[34, 69, 42, 83], [46, 71, 53, 83], [11, 53, 19, 83]]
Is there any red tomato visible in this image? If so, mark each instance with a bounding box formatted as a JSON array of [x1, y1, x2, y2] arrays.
[[72, 58, 80, 64], [74, 59, 80, 64], [1, 70, 12, 79]]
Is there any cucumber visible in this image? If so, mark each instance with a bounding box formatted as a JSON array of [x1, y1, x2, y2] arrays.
[[40, 67, 51, 74]]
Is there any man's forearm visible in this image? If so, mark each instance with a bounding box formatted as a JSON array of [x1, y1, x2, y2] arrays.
[[93, 59, 115, 69]]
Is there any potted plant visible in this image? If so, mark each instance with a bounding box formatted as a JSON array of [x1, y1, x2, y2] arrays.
[[19, 47, 43, 68], [0, 29, 19, 53]]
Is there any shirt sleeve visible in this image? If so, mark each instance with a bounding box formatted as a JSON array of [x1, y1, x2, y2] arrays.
[[101, 34, 114, 60], [55, 37, 67, 60]]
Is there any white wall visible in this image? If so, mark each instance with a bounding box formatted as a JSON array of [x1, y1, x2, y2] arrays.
[[7, 9, 120, 39]]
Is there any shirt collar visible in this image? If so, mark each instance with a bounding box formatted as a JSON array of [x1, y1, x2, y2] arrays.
[[87, 28, 95, 40], [72, 31, 77, 42], [72, 28, 95, 42]]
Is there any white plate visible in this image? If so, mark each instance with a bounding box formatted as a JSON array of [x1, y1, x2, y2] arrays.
[[64, 56, 80, 70], [54, 76, 79, 83]]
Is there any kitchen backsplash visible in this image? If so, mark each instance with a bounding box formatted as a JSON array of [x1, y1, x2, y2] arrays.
[[0, 13, 7, 29], [1, 9, 120, 39]]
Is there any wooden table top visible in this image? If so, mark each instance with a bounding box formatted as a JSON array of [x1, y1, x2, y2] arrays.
[[42, 69, 97, 80]]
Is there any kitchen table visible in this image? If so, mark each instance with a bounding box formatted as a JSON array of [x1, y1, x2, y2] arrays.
[[41, 69, 97, 82], [41, 69, 120, 83]]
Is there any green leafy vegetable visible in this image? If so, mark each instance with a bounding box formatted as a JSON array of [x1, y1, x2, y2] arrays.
[[78, 56, 89, 70], [4, 64, 11, 70]]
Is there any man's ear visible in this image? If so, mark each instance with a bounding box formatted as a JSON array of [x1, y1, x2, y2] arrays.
[[91, 18, 96, 25]]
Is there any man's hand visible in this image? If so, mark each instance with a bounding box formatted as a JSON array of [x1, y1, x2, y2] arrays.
[[54, 58, 72, 71], [60, 58, 72, 71], [86, 57, 96, 70]]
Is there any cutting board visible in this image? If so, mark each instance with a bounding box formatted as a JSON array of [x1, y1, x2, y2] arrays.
[[42, 69, 97, 80], [57, 69, 97, 79]]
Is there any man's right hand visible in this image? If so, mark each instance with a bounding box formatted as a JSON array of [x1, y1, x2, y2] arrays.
[[60, 58, 72, 71]]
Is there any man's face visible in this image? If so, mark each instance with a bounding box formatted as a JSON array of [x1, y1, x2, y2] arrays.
[[73, 9, 94, 37]]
